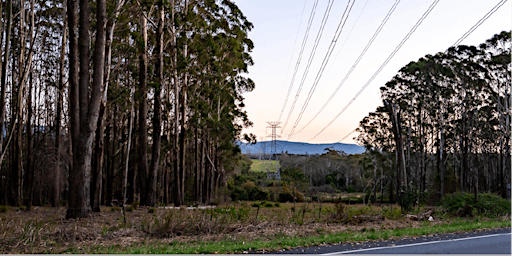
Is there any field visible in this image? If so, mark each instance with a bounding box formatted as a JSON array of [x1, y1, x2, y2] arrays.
[[0, 203, 509, 253], [250, 159, 280, 172]]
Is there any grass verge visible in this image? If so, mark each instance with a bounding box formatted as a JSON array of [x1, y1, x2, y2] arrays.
[[59, 219, 510, 254]]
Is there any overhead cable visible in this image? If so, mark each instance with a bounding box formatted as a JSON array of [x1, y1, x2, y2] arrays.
[[278, 0, 319, 122], [287, 0, 357, 140], [309, 0, 440, 142], [293, 0, 401, 136], [453, 0, 508, 47], [281, 0, 335, 134]]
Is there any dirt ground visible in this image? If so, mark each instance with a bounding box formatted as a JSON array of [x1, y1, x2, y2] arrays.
[[0, 204, 505, 254]]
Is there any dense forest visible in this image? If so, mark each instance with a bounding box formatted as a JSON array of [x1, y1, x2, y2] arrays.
[[0, 0, 257, 218], [356, 31, 511, 204]]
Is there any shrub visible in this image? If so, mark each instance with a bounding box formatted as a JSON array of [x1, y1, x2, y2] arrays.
[[278, 192, 294, 203], [263, 202, 273, 208], [148, 208, 156, 213], [0, 205, 8, 213], [249, 187, 268, 201], [442, 192, 511, 217], [126, 206, 134, 212], [400, 184, 428, 212], [242, 181, 256, 193], [110, 206, 120, 212]]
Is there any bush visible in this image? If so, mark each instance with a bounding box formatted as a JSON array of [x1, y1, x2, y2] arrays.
[[400, 184, 428, 212], [442, 192, 511, 217], [148, 208, 156, 213], [242, 181, 256, 193], [0, 205, 8, 213], [278, 192, 294, 203], [263, 202, 273, 208], [249, 187, 268, 201]]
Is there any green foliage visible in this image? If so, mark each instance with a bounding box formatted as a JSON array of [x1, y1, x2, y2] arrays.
[[0, 205, 8, 213], [442, 192, 511, 217], [400, 184, 428, 212], [148, 208, 156, 214], [110, 207, 120, 212], [238, 155, 253, 174]]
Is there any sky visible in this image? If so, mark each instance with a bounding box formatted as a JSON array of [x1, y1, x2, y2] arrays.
[[233, 0, 511, 145]]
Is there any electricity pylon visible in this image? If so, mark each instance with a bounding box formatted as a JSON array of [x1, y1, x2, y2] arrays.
[[266, 121, 281, 155], [266, 121, 281, 180]]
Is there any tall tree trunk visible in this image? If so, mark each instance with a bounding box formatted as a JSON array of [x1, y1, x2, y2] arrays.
[[24, 72, 34, 210], [123, 89, 134, 208], [91, 105, 105, 212], [385, 102, 406, 193], [55, 3, 67, 208], [138, 10, 149, 206], [172, 0, 182, 206], [178, 0, 190, 206], [0, 0, 12, 155], [147, 4, 164, 207], [66, 0, 107, 219]]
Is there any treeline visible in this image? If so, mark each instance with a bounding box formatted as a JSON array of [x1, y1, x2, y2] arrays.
[[356, 31, 511, 203], [0, 0, 256, 218]]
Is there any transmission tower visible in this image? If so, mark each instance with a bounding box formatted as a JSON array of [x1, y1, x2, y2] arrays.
[[266, 121, 282, 180], [266, 121, 281, 155]]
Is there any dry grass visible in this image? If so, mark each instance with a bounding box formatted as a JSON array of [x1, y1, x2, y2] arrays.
[[0, 202, 507, 254]]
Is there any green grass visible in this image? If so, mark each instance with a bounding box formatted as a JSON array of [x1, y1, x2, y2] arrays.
[[59, 219, 511, 254], [250, 159, 280, 172]]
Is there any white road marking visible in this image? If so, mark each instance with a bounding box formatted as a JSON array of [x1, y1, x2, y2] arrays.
[[321, 232, 511, 255]]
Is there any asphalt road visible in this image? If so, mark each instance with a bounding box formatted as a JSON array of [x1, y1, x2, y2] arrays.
[[279, 228, 511, 254]]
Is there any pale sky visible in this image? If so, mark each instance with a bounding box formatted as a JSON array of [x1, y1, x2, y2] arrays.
[[234, 0, 511, 144]]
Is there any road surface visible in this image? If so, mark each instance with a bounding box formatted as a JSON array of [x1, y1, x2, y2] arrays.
[[279, 228, 511, 254]]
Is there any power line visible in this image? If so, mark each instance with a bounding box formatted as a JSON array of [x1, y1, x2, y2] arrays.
[[309, 0, 440, 142], [278, 0, 319, 122], [453, 0, 508, 47], [326, 0, 371, 72], [320, 0, 507, 144], [287, 0, 356, 140], [278, 0, 308, 92], [281, 0, 335, 134], [337, 128, 357, 143], [293, 0, 401, 136]]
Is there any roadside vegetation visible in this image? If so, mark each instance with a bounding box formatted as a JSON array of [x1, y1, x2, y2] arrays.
[[0, 190, 509, 253]]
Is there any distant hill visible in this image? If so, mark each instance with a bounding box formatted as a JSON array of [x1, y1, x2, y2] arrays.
[[239, 140, 365, 156]]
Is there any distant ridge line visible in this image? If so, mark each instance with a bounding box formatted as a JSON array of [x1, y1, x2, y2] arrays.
[[239, 140, 365, 155]]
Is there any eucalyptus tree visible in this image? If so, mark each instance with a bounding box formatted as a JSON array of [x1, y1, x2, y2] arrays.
[[66, 0, 107, 218], [358, 31, 511, 202]]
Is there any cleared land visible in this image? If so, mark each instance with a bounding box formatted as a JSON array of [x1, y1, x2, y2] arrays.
[[250, 159, 280, 172], [0, 203, 509, 253]]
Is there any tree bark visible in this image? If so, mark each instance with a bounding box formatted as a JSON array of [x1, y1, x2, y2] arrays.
[[147, 4, 164, 206], [0, 0, 12, 155], [66, 0, 107, 219], [138, 10, 149, 206], [172, 0, 182, 206]]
